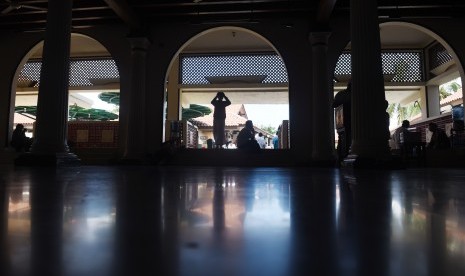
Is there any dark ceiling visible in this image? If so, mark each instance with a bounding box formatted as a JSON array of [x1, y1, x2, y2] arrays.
[[0, 0, 464, 32]]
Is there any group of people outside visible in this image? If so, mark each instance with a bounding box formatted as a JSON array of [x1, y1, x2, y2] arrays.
[[392, 119, 451, 152], [210, 92, 280, 150]]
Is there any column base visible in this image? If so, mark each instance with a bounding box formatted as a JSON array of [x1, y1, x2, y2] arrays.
[[14, 152, 81, 167], [341, 154, 405, 170]]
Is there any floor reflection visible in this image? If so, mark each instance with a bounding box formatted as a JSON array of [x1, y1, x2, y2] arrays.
[[178, 168, 292, 276], [1, 166, 465, 275]]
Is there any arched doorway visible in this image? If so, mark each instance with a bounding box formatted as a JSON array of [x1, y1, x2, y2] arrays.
[[333, 22, 464, 154], [10, 33, 120, 160], [164, 27, 290, 150]]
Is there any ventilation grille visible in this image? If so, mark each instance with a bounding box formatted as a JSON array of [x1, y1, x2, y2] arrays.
[[17, 58, 119, 87], [428, 43, 452, 70], [180, 53, 288, 84], [335, 51, 424, 82]]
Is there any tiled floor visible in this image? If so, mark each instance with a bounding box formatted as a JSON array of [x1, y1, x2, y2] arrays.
[[1, 165, 465, 276]]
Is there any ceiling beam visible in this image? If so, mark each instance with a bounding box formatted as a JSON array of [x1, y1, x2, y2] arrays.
[[316, 0, 337, 23], [102, 0, 141, 30]]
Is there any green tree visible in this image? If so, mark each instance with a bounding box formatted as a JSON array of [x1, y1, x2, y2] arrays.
[[439, 80, 462, 99], [387, 101, 421, 126], [387, 103, 397, 119], [447, 81, 461, 92], [439, 86, 452, 100], [259, 125, 277, 135]]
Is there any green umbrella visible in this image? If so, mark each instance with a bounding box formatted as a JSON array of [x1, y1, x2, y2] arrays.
[[15, 106, 37, 119], [15, 105, 118, 121], [182, 104, 212, 120], [69, 105, 118, 121], [98, 92, 120, 105]]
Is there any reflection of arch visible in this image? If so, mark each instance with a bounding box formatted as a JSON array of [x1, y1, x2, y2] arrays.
[[163, 26, 290, 148]]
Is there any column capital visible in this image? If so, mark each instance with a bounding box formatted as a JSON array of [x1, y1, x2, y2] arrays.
[[309, 32, 331, 46]]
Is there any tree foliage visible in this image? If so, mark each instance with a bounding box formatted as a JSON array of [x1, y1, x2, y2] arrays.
[[259, 125, 277, 135], [439, 81, 462, 100], [387, 101, 421, 126]]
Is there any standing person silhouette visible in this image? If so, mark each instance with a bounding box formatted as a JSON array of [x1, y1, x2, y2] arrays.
[[211, 92, 231, 148], [332, 81, 352, 162]]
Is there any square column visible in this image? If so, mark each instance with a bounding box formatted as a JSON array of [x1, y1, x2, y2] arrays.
[[123, 37, 151, 161]]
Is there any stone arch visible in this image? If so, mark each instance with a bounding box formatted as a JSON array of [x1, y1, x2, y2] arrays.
[[332, 20, 464, 156], [163, 26, 290, 149], [380, 21, 464, 81], [9, 33, 120, 148]]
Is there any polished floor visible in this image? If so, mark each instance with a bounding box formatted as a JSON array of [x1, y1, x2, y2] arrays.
[[1, 165, 465, 276]]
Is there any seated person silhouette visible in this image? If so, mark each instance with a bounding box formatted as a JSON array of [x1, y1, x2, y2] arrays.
[[236, 120, 260, 150], [392, 120, 411, 155], [427, 123, 450, 150], [11, 124, 32, 152]]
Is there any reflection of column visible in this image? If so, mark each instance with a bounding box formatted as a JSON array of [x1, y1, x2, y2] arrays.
[[336, 174, 356, 273], [124, 37, 151, 160], [114, 168, 176, 276], [30, 169, 65, 276], [310, 32, 335, 163], [289, 175, 337, 275], [351, 172, 391, 276], [213, 169, 225, 231], [349, 0, 390, 159], [0, 177, 7, 276], [213, 184, 225, 231], [428, 187, 448, 276], [30, 0, 73, 155]]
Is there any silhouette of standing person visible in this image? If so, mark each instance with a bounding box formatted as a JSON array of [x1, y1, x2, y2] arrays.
[[332, 81, 352, 162], [211, 92, 231, 148]]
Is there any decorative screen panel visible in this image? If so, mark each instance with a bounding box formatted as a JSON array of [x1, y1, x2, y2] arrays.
[[428, 42, 452, 70], [334, 53, 352, 75], [334, 51, 424, 82], [180, 53, 288, 84], [381, 52, 423, 82], [17, 58, 119, 87]]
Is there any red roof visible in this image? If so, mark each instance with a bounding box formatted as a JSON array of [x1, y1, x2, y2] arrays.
[[440, 88, 463, 106]]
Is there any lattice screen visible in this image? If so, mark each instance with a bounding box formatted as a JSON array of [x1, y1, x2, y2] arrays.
[[428, 42, 452, 70], [17, 58, 119, 87], [334, 51, 424, 82], [180, 53, 288, 84], [334, 53, 351, 75]]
